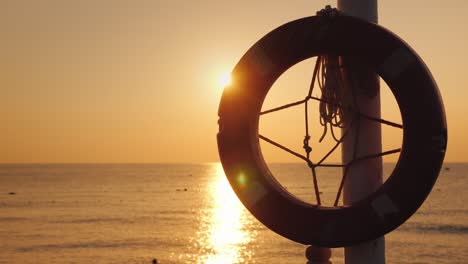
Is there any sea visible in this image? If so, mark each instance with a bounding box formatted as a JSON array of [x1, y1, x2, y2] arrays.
[[0, 163, 466, 264]]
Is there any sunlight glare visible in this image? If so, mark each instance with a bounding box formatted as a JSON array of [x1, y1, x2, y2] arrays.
[[217, 71, 232, 89], [196, 163, 255, 264]]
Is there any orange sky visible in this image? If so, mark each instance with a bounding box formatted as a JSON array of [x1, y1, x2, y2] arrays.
[[1, 0, 467, 163]]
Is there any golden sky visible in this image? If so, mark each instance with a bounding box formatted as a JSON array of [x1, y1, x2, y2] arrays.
[[1, 0, 467, 163]]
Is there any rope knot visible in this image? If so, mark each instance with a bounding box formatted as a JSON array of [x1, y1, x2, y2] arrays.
[[316, 5, 340, 17], [303, 135, 312, 154]]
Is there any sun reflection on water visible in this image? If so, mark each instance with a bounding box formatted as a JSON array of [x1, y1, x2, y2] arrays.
[[196, 163, 256, 264]]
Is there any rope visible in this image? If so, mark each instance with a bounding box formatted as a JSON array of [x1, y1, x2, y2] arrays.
[[258, 6, 403, 206], [305, 54, 350, 150]]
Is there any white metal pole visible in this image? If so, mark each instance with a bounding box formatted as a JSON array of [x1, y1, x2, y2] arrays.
[[337, 0, 386, 264]]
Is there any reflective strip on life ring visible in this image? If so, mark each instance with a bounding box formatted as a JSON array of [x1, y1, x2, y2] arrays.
[[217, 15, 447, 247]]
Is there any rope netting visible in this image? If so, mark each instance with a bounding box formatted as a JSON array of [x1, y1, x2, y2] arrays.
[[259, 55, 402, 206]]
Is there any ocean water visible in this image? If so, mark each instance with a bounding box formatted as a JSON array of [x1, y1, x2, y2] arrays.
[[0, 163, 466, 263]]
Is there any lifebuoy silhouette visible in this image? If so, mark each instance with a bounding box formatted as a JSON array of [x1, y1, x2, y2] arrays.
[[217, 14, 447, 247]]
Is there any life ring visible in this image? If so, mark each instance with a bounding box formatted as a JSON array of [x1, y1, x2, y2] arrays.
[[217, 14, 447, 247]]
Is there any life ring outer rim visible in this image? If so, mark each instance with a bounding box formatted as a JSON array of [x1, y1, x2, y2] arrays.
[[217, 15, 447, 247]]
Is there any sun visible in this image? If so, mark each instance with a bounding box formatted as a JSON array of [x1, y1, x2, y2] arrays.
[[217, 71, 232, 89]]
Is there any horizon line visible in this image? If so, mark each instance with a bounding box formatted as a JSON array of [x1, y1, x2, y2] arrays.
[[0, 161, 464, 165]]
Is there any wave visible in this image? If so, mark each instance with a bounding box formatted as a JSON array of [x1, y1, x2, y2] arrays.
[[416, 209, 468, 216], [51, 217, 131, 224], [0, 217, 28, 222], [400, 222, 468, 235], [16, 238, 184, 252]]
